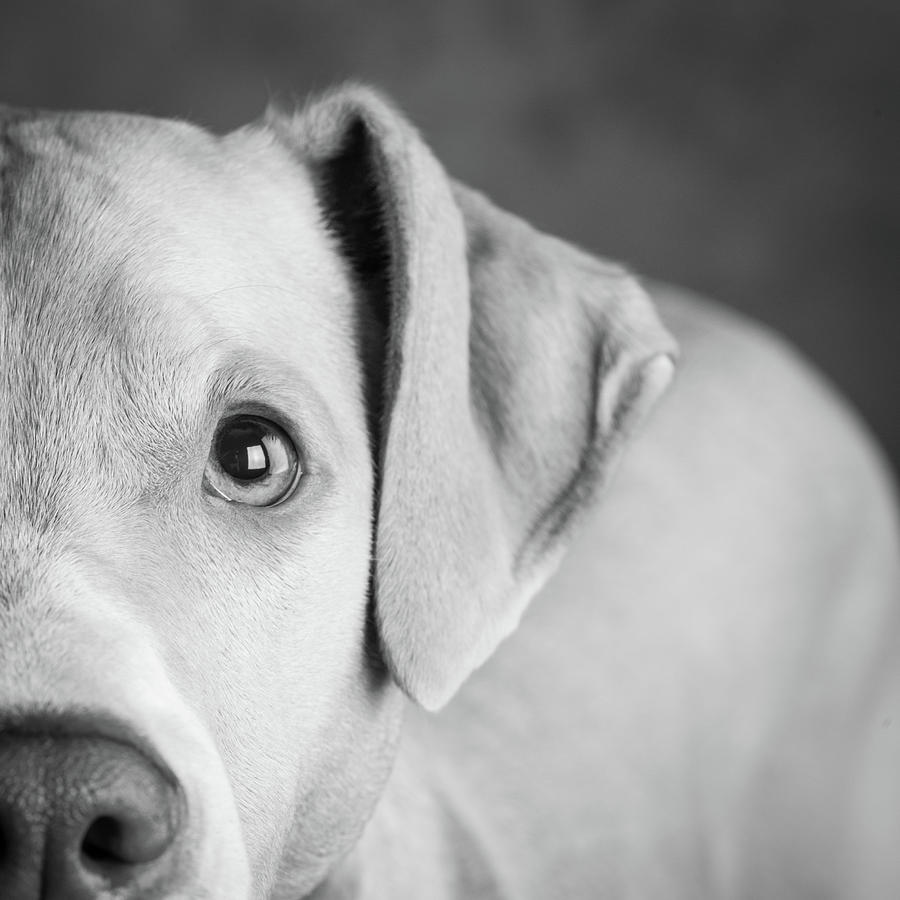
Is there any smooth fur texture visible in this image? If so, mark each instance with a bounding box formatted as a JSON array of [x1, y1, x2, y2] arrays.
[[0, 85, 898, 899]]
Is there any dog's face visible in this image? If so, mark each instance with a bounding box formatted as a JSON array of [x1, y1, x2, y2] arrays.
[[0, 88, 676, 898], [0, 110, 402, 896]]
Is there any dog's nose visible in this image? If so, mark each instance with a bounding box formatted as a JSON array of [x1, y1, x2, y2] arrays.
[[0, 730, 183, 899]]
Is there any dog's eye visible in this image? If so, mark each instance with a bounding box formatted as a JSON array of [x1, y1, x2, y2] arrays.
[[202, 415, 301, 507]]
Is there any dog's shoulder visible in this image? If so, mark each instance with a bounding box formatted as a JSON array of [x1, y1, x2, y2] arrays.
[[395, 286, 900, 899]]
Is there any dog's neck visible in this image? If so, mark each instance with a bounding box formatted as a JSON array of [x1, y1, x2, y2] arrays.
[[307, 713, 503, 900]]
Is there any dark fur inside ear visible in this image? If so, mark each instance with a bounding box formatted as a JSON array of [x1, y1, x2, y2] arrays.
[[301, 110, 399, 677], [312, 115, 392, 447], [315, 116, 392, 332]]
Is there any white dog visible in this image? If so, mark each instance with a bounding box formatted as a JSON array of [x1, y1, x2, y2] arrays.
[[0, 84, 897, 899]]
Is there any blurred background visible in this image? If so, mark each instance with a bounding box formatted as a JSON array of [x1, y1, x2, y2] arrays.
[[2, 0, 897, 472]]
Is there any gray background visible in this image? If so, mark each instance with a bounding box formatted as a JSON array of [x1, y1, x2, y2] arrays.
[[2, 0, 897, 472]]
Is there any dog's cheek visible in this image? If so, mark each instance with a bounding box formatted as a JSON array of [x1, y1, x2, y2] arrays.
[[144, 464, 392, 892]]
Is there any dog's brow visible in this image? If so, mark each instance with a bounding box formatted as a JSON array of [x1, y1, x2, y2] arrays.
[[202, 351, 342, 466], [203, 355, 300, 415], [204, 365, 273, 413]]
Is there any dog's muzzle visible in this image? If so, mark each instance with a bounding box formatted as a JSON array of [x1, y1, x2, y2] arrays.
[[0, 713, 185, 899]]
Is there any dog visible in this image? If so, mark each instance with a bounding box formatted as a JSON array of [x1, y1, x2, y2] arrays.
[[0, 83, 897, 899]]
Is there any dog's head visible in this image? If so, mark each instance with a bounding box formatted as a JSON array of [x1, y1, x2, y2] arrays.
[[0, 86, 675, 898]]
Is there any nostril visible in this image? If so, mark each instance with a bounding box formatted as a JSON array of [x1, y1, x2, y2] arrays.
[[0, 807, 23, 869], [82, 815, 126, 865], [81, 801, 177, 869]]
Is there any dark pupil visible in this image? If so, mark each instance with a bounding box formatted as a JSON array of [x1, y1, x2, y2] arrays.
[[217, 422, 270, 481]]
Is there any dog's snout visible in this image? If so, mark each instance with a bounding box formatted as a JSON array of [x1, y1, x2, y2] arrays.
[[0, 728, 184, 898]]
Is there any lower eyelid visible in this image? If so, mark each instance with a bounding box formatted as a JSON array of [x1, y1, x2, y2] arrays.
[[201, 473, 232, 502]]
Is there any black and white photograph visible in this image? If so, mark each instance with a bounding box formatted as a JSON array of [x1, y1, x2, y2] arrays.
[[0, 2, 897, 898]]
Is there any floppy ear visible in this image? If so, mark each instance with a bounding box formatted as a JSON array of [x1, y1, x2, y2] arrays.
[[276, 85, 677, 710]]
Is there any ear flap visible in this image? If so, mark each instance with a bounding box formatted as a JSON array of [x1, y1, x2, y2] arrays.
[[276, 85, 677, 710]]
